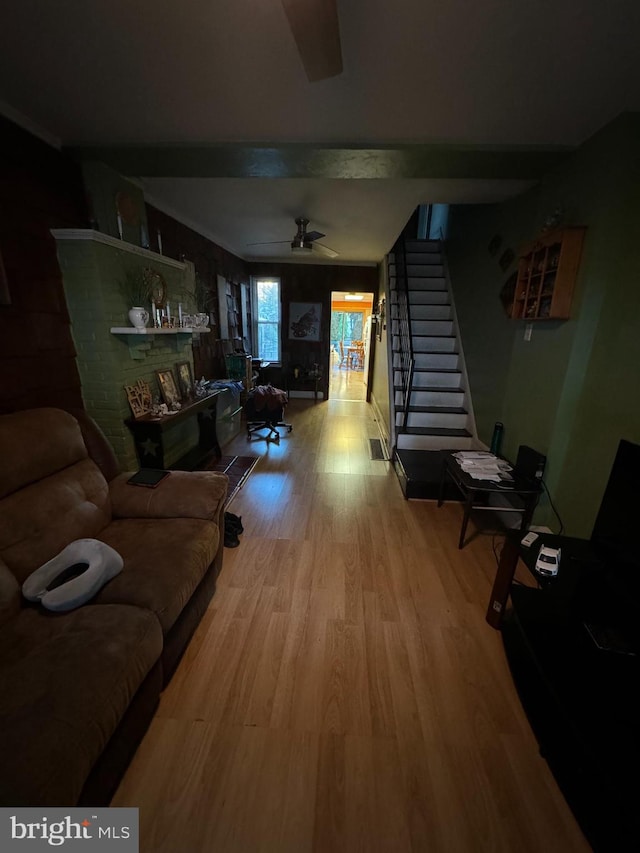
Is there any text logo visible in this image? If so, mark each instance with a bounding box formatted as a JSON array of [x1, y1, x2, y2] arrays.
[[1, 808, 138, 851]]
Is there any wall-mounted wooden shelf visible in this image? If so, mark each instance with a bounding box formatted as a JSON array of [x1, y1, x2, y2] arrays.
[[511, 226, 586, 320], [110, 327, 210, 336]]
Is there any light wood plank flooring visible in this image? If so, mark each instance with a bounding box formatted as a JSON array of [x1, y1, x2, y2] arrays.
[[113, 399, 589, 852]]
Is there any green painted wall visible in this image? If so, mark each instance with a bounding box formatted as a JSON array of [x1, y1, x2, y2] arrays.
[[447, 113, 640, 537], [57, 237, 197, 470]]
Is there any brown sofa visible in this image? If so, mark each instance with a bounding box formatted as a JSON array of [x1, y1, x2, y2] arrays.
[[0, 408, 227, 806]]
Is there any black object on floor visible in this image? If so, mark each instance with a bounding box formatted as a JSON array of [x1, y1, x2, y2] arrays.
[[225, 511, 244, 534], [199, 454, 259, 506], [224, 510, 244, 548], [394, 449, 463, 500]]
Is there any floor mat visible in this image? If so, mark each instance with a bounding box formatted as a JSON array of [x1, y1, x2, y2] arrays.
[[200, 455, 259, 505]]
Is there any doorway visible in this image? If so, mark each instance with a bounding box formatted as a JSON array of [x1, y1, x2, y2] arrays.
[[329, 291, 375, 401]]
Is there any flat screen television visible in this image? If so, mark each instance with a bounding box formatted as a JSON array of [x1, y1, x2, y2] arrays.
[[590, 439, 640, 628]]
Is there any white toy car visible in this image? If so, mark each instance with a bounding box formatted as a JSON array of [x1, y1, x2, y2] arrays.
[[535, 545, 561, 577]]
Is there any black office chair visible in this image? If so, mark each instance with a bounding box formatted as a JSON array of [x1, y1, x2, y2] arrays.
[[245, 385, 293, 444]]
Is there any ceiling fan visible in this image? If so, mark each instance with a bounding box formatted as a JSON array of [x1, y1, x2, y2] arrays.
[[281, 0, 343, 82], [247, 217, 339, 258]]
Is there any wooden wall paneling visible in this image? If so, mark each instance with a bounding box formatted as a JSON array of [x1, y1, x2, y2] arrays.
[[249, 262, 378, 399], [0, 116, 87, 414]]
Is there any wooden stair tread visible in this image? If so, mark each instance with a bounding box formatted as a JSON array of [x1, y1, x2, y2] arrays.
[[394, 385, 463, 392], [411, 367, 461, 373], [403, 406, 467, 414], [403, 426, 472, 437]]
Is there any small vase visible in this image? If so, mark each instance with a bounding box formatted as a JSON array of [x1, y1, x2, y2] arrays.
[[128, 307, 149, 330]]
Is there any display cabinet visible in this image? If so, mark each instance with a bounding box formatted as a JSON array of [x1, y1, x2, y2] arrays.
[[511, 227, 585, 320]]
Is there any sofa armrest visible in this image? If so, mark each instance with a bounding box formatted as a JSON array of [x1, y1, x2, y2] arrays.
[[109, 471, 228, 522]]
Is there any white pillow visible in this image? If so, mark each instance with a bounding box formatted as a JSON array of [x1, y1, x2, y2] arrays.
[[22, 539, 123, 612]]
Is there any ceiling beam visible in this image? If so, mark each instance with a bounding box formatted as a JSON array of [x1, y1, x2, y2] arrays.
[[67, 143, 571, 180]]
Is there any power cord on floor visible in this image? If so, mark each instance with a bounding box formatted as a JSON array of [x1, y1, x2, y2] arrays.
[[541, 478, 564, 535], [492, 532, 504, 567]]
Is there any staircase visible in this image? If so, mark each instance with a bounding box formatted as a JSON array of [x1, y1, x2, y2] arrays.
[[388, 238, 476, 498]]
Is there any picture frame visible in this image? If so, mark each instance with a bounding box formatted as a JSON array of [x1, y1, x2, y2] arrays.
[[176, 361, 194, 400], [124, 378, 152, 419], [488, 234, 502, 256], [155, 368, 180, 407], [289, 302, 322, 341], [377, 296, 386, 342]]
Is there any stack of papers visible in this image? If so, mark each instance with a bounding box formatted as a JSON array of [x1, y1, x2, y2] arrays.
[[452, 451, 513, 482]]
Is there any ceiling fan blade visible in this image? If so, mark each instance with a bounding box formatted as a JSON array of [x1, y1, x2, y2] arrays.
[[245, 240, 290, 247], [305, 230, 325, 242], [313, 242, 339, 258], [281, 0, 343, 82]]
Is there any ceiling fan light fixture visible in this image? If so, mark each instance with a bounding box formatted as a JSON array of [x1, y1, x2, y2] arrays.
[[291, 237, 313, 252]]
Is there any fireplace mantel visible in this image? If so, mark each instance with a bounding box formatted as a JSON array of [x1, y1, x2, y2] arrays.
[[51, 228, 187, 271]]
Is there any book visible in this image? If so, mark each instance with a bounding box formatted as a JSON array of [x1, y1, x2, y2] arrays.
[[127, 469, 170, 488]]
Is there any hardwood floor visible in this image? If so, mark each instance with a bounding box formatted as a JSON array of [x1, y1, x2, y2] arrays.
[[113, 399, 589, 852]]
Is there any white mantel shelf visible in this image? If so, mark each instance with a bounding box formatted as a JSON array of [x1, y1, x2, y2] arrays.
[[51, 228, 187, 271], [111, 327, 210, 336]]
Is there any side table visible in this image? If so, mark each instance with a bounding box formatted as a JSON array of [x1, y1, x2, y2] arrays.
[[286, 369, 323, 401], [438, 451, 542, 549], [125, 391, 222, 470]]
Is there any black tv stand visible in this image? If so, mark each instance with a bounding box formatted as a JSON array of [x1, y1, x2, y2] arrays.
[[501, 536, 640, 850]]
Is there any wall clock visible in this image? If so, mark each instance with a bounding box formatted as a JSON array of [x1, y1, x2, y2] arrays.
[[144, 268, 167, 308]]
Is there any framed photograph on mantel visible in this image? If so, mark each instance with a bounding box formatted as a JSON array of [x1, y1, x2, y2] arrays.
[[176, 361, 194, 400], [289, 302, 322, 341], [155, 368, 180, 407]]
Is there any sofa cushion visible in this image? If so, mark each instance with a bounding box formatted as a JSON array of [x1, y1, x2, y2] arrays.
[[0, 409, 90, 500], [95, 518, 220, 633], [110, 470, 228, 522], [0, 604, 162, 806], [0, 459, 111, 584]]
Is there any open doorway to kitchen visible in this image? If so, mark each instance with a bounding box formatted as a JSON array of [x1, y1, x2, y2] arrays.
[[329, 291, 375, 401]]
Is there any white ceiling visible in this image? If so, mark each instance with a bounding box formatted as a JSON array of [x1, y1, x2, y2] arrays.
[[2, 0, 639, 263]]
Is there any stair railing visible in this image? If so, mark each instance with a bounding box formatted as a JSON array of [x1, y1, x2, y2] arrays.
[[392, 235, 414, 434]]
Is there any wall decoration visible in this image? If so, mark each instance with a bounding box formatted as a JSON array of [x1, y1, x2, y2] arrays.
[[155, 368, 180, 407], [289, 302, 322, 341], [176, 361, 194, 400], [377, 296, 386, 341], [144, 267, 167, 308], [124, 378, 153, 419], [115, 191, 140, 226], [499, 248, 515, 272], [488, 234, 502, 256]]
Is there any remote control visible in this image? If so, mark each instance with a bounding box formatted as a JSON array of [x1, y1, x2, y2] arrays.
[[521, 531, 539, 548]]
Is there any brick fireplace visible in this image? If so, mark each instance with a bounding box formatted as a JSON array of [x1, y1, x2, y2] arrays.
[[53, 229, 204, 469]]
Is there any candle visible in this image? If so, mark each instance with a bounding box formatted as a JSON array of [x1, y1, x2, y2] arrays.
[[117, 213, 123, 240], [178, 303, 183, 326], [151, 300, 156, 327], [166, 302, 171, 323], [157, 229, 163, 255]]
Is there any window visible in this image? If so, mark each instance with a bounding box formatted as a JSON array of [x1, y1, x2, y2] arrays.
[[252, 278, 280, 362]]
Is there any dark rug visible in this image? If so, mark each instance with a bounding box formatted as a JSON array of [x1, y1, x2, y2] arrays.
[[369, 438, 387, 460], [201, 454, 259, 505]]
